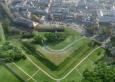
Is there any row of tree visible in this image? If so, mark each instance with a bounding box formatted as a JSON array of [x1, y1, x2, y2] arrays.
[[33, 32, 67, 44]]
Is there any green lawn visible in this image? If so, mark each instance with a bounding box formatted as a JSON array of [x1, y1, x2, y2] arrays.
[[14, 59, 38, 75], [7, 63, 34, 82], [0, 65, 21, 82], [33, 71, 55, 82], [62, 70, 82, 82], [6, 59, 55, 82]]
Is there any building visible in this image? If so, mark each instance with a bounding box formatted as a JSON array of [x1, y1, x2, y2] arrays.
[[97, 8, 115, 25], [13, 17, 34, 28]]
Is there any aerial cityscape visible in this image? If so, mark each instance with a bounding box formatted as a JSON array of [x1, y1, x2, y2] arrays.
[[0, 0, 115, 82]]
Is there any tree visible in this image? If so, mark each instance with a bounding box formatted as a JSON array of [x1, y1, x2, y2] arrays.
[[33, 34, 44, 44], [0, 42, 26, 63], [99, 24, 112, 37], [55, 32, 67, 41], [45, 32, 56, 42], [110, 36, 115, 46], [45, 32, 66, 43], [82, 64, 115, 82]]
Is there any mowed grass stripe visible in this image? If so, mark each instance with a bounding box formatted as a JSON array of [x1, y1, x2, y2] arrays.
[[6, 63, 31, 81], [6, 60, 39, 82], [14, 59, 38, 76], [62, 70, 82, 82], [27, 70, 39, 81], [0, 65, 22, 82], [56, 41, 94, 76], [12, 63, 37, 82], [33, 71, 55, 82]]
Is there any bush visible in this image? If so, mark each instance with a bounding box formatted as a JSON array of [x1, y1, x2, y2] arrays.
[[0, 42, 26, 63], [33, 34, 44, 44], [45, 32, 67, 43]]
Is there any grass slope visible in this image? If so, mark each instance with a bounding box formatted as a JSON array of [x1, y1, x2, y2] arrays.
[[0, 65, 21, 82]]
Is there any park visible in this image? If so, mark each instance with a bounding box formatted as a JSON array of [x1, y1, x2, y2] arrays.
[[0, 23, 106, 82]]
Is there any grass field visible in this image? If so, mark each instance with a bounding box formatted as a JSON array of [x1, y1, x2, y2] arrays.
[[7, 59, 54, 82], [20, 28, 105, 79], [0, 26, 106, 82], [0, 65, 22, 82]]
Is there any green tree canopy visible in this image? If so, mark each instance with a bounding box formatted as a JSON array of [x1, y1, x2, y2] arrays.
[[0, 42, 26, 63], [33, 34, 44, 44], [45, 32, 67, 43], [82, 64, 115, 82]]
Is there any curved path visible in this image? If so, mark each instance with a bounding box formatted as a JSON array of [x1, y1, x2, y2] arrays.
[[43, 37, 85, 52]]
